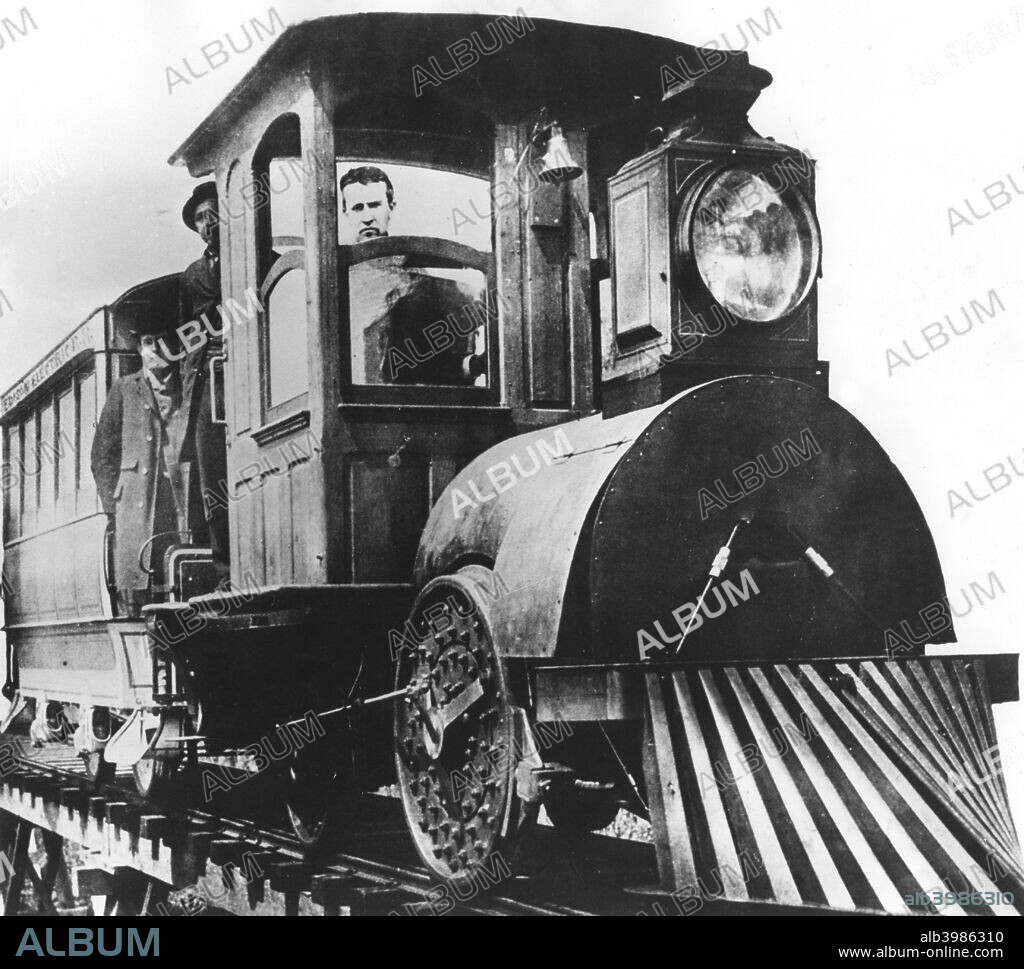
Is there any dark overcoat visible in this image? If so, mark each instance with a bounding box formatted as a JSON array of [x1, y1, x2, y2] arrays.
[[90, 372, 191, 601], [178, 253, 229, 570]]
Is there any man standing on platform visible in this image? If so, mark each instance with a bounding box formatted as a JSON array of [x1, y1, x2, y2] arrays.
[[91, 320, 190, 614], [177, 182, 230, 580]]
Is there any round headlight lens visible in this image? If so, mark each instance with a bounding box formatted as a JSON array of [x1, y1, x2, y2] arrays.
[[686, 166, 819, 323]]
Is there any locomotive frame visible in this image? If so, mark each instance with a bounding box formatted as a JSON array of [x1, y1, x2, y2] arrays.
[[2, 12, 1022, 916]]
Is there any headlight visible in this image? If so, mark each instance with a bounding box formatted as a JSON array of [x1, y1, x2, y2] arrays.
[[678, 165, 820, 323]]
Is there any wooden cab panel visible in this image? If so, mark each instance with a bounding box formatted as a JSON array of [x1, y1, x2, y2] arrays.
[[347, 451, 429, 582], [503, 126, 593, 414], [212, 85, 330, 589]]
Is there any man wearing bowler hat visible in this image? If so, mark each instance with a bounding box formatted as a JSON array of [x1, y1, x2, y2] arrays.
[[178, 182, 229, 579], [91, 319, 192, 614]]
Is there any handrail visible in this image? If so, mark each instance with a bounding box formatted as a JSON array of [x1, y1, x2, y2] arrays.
[[138, 531, 191, 576], [3, 511, 109, 550], [102, 515, 116, 597], [208, 353, 227, 426]]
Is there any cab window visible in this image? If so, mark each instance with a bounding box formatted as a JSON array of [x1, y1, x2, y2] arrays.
[[330, 84, 499, 402], [336, 160, 494, 393], [253, 114, 310, 418]]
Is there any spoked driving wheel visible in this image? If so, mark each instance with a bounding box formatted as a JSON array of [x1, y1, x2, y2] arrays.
[[395, 568, 536, 886]]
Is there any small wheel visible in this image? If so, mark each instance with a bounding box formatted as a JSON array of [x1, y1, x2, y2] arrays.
[[283, 726, 355, 850], [82, 751, 116, 785], [395, 569, 536, 887], [133, 714, 184, 799], [44, 703, 73, 744], [544, 782, 620, 832]]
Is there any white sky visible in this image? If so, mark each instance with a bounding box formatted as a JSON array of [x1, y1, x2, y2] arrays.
[[2, 0, 1024, 844]]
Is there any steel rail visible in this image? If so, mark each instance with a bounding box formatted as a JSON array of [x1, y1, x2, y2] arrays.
[[1, 742, 596, 917]]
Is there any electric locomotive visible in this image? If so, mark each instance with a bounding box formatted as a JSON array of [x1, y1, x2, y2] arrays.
[[2, 13, 1021, 915]]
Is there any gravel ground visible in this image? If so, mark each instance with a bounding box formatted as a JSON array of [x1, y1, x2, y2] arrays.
[[536, 805, 653, 842], [379, 785, 653, 843]]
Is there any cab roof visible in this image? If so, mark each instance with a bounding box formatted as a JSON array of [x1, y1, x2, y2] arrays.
[[169, 12, 771, 175]]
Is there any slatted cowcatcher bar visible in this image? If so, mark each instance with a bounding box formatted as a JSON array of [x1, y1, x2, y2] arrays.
[[642, 656, 1023, 915]]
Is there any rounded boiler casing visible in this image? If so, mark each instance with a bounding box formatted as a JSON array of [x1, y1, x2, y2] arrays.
[[415, 376, 953, 662]]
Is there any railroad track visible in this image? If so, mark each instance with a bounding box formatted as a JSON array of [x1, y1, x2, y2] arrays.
[[0, 741, 653, 916]]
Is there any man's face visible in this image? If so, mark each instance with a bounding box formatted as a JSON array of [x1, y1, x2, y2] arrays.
[[193, 198, 220, 249], [341, 181, 393, 241], [138, 333, 175, 371]]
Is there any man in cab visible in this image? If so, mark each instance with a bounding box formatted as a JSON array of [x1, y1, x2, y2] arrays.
[[339, 166, 479, 386]]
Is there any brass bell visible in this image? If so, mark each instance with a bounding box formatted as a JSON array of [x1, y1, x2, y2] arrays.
[[537, 124, 582, 183]]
